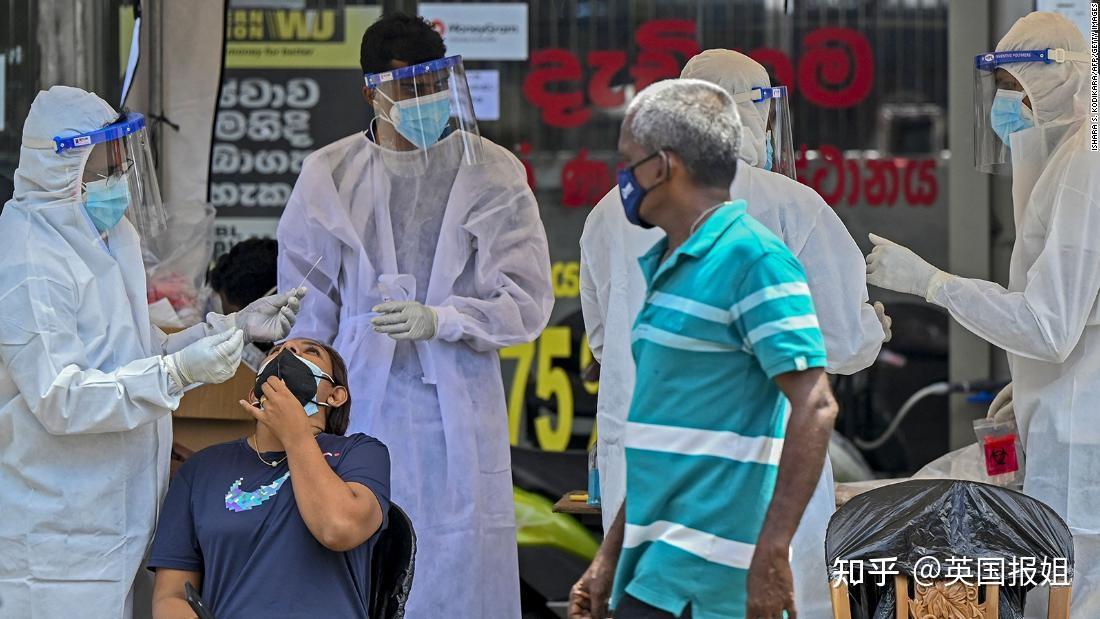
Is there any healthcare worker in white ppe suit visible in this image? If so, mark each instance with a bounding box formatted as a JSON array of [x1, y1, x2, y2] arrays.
[[0, 86, 304, 617], [278, 15, 553, 617], [865, 12, 1096, 616], [580, 50, 890, 618]]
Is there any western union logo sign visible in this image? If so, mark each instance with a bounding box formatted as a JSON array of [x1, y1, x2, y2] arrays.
[[226, 6, 381, 69], [227, 9, 343, 43]]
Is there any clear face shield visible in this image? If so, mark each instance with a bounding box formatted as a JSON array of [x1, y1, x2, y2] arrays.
[[364, 55, 483, 170], [733, 86, 796, 180], [973, 48, 1089, 174], [56, 112, 166, 238]]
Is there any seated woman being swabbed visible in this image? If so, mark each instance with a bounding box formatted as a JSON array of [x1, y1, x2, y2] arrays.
[[148, 339, 391, 618]]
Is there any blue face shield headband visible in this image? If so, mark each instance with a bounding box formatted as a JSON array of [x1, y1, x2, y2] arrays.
[[974, 48, 1090, 147], [732, 86, 788, 173], [54, 112, 166, 237], [617, 151, 666, 229], [364, 56, 471, 151]]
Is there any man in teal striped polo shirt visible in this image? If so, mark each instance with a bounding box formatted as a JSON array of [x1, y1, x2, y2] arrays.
[[570, 79, 838, 619]]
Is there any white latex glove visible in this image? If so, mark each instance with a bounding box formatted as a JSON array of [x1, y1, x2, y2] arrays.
[[874, 301, 893, 343], [164, 328, 245, 387], [221, 287, 306, 343], [865, 233, 946, 299], [371, 301, 438, 341], [986, 382, 1015, 423]]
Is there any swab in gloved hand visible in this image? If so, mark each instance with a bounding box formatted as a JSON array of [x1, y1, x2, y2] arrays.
[[296, 255, 323, 291], [233, 288, 306, 343]]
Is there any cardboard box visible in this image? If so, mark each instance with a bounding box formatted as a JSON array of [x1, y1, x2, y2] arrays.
[[172, 365, 257, 453]]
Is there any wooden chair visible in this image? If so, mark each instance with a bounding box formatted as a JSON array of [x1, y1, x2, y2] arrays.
[[826, 480, 1075, 619], [829, 576, 1071, 619]]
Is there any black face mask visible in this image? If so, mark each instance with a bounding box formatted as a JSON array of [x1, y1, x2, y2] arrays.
[[253, 349, 333, 416]]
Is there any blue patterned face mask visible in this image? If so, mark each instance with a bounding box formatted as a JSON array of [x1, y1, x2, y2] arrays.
[[378, 89, 453, 149], [617, 151, 665, 229], [764, 136, 775, 171], [254, 350, 335, 416]]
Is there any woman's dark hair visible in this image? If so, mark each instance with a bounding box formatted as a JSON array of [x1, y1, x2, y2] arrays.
[[360, 12, 446, 76], [309, 340, 352, 436], [208, 238, 279, 311]]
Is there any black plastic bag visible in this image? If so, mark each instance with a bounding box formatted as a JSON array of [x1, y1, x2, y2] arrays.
[[826, 480, 1073, 618]]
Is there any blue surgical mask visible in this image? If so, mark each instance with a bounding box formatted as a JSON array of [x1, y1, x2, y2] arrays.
[[82, 178, 131, 233], [617, 151, 664, 229], [990, 89, 1033, 146], [380, 89, 452, 149], [298, 354, 333, 416], [764, 136, 775, 171]]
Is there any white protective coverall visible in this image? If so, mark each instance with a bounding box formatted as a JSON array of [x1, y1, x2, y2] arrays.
[[580, 51, 884, 618], [918, 14, 1098, 616], [0, 87, 206, 616], [278, 130, 553, 618]]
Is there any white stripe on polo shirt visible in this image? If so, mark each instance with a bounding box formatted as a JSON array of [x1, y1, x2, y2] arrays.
[[728, 282, 811, 322], [647, 291, 733, 324], [747, 314, 820, 346], [632, 324, 740, 353], [625, 421, 785, 466], [623, 520, 756, 570]]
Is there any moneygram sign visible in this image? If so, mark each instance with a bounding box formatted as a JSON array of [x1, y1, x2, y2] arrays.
[[420, 3, 528, 61]]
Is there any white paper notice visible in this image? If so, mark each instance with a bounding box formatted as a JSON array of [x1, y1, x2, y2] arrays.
[[466, 70, 500, 121], [419, 3, 528, 61]]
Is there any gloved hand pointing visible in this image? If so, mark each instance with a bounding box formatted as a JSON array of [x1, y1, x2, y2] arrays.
[[232, 287, 307, 343], [865, 233, 946, 299], [371, 301, 438, 341], [165, 328, 245, 387], [874, 301, 893, 343]]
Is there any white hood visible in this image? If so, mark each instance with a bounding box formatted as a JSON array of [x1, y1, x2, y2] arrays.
[[681, 49, 771, 168]]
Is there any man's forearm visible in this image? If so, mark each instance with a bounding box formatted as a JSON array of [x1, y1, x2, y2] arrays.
[[602, 504, 626, 559], [761, 371, 838, 546]]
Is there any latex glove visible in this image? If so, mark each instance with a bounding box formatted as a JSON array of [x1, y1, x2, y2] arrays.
[[371, 301, 438, 341], [874, 301, 893, 343], [987, 382, 1015, 423], [866, 233, 945, 299], [231, 287, 307, 343], [165, 328, 245, 387]]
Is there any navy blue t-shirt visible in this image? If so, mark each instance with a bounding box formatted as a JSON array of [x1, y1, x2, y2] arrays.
[[149, 433, 390, 618]]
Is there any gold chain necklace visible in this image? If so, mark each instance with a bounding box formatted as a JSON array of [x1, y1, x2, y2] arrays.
[[250, 433, 288, 468]]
